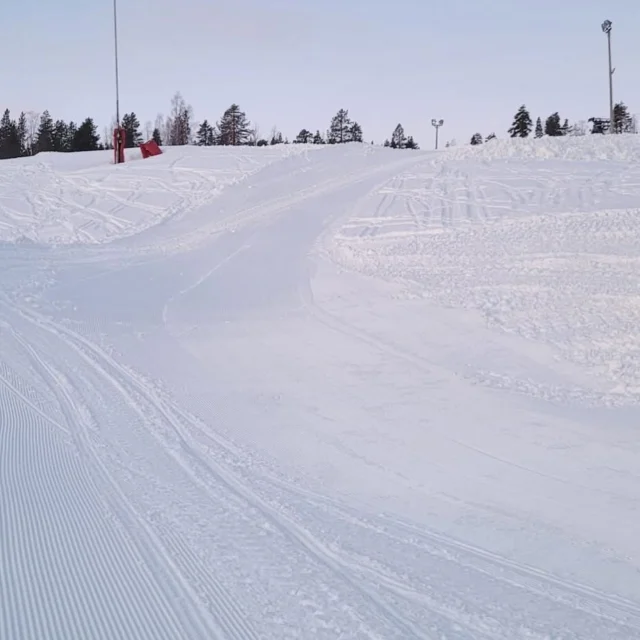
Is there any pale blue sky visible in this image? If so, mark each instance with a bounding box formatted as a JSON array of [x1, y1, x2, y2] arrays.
[[2, 0, 639, 146]]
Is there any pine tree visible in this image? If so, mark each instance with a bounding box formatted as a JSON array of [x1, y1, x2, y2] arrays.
[[561, 119, 570, 136], [534, 117, 543, 138], [71, 118, 100, 151], [349, 121, 363, 143], [485, 133, 496, 141], [544, 112, 562, 136], [470, 133, 483, 145], [152, 128, 163, 146], [196, 120, 216, 146], [383, 139, 391, 147], [270, 131, 283, 145], [121, 112, 143, 148], [390, 124, 407, 149], [405, 136, 419, 150], [217, 104, 251, 146], [294, 129, 313, 144], [508, 105, 532, 138], [35, 110, 55, 153], [328, 108, 352, 144], [613, 102, 633, 133], [312, 130, 324, 144]]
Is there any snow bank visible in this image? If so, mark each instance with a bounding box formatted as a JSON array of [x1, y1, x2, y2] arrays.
[[0, 145, 319, 246], [325, 134, 640, 403], [446, 132, 640, 162]]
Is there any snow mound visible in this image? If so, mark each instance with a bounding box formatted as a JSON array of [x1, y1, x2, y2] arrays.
[[325, 134, 640, 403], [0, 145, 318, 246], [447, 133, 640, 162]]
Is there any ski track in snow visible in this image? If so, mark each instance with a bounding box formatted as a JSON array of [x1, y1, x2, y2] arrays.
[[1, 140, 640, 639], [327, 136, 640, 404]]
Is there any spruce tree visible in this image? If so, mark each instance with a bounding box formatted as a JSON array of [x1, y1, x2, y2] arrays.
[[52, 120, 69, 152], [17, 112, 27, 156], [217, 104, 251, 146], [328, 108, 352, 144], [66, 122, 78, 150], [72, 118, 100, 152], [35, 110, 55, 153], [383, 139, 391, 147], [0, 109, 12, 158], [196, 120, 216, 146], [349, 121, 363, 143], [270, 131, 283, 145], [294, 129, 313, 144], [534, 117, 543, 138], [470, 133, 483, 145], [508, 105, 532, 138], [0, 111, 21, 159], [544, 112, 562, 136], [5, 123, 22, 158], [152, 128, 163, 145], [312, 130, 324, 144], [405, 136, 419, 150], [121, 112, 142, 148], [561, 119, 570, 136], [391, 124, 407, 149], [613, 102, 633, 133]]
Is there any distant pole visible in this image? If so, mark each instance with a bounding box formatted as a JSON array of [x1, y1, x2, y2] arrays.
[[113, 0, 120, 126], [431, 119, 444, 150], [602, 20, 614, 133]]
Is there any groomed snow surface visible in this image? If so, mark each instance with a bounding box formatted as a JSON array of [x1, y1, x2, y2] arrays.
[[1, 137, 639, 639]]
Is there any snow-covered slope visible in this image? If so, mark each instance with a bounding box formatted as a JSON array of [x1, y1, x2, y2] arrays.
[[0, 145, 317, 245], [1, 140, 639, 640], [327, 134, 640, 403]]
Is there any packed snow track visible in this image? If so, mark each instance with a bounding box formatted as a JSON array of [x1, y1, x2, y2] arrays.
[[1, 140, 639, 639]]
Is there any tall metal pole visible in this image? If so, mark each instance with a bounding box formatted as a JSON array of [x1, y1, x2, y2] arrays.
[[607, 29, 614, 133], [602, 20, 614, 133], [113, 0, 121, 126], [431, 119, 444, 150]]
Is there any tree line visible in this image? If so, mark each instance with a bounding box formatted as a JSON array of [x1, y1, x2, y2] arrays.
[[0, 91, 423, 160], [7, 90, 634, 158], [0, 109, 100, 159], [468, 102, 636, 145]]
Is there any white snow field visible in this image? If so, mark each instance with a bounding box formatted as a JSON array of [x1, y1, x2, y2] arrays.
[[1, 137, 640, 639]]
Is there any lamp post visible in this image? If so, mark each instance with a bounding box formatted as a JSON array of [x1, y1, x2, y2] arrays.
[[601, 20, 615, 133], [113, 0, 125, 163], [431, 119, 444, 150]]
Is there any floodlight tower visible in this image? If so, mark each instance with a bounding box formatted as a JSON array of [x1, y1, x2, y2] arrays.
[[431, 119, 444, 150], [601, 20, 615, 133]]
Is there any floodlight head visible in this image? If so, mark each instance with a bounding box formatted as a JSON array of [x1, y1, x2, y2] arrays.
[[602, 20, 612, 34], [438, 119, 444, 126], [431, 119, 437, 127]]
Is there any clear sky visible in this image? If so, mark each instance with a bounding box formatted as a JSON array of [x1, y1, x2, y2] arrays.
[[2, 0, 640, 147]]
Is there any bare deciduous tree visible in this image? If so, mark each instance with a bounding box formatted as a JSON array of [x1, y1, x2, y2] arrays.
[[24, 111, 40, 155], [168, 92, 193, 145]]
